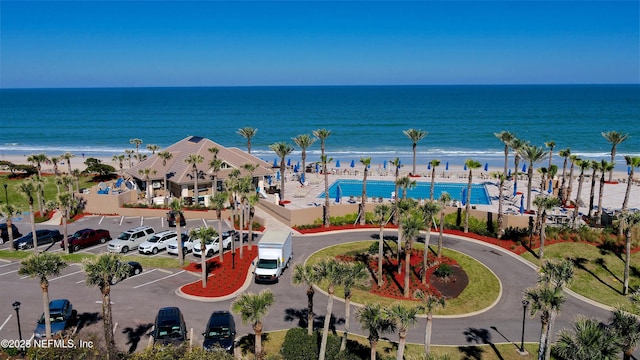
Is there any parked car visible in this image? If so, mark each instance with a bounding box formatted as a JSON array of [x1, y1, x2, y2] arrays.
[[138, 230, 177, 255], [166, 210, 186, 227], [13, 229, 63, 250], [110, 261, 143, 284], [153, 307, 187, 346], [192, 234, 232, 258], [0, 223, 21, 244], [107, 226, 155, 253], [166, 233, 193, 256], [33, 299, 76, 340], [203, 311, 236, 353], [61, 228, 111, 252]]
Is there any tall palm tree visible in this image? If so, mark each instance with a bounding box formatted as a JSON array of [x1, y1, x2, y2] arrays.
[[429, 159, 440, 200], [292, 263, 319, 336], [133, 153, 147, 164], [519, 144, 548, 211], [545, 141, 556, 171], [390, 157, 402, 225], [129, 138, 143, 155], [339, 262, 369, 352], [27, 153, 48, 177], [82, 253, 131, 359], [169, 199, 185, 265], [225, 169, 242, 260], [610, 307, 640, 360], [313, 128, 332, 161], [61, 152, 75, 174], [70, 169, 81, 193], [57, 192, 76, 255], [595, 160, 614, 225], [553, 316, 621, 360], [237, 127, 258, 154], [32, 175, 46, 216], [185, 154, 204, 206], [373, 204, 391, 286], [415, 290, 446, 356], [533, 195, 561, 258], [463, 159, 482, 233], [245, 193, 259, 251], [138, 167, 157, 205], [157, 150, 173, 205], [146, 144, 160, 154], [190, 226, 216, 287], [572, 159, 590, 230], [209, 158, 223, 197], [396, 175, 416, 200], [401, 210, 424, 298], [315, 258, 342, 360], [437, 192, 451, 260], [269, 142, 294, 201], [587, 160, 599, 218], [565, 155, 579, 206], [510, 138, 527, 198], [112, 154, 126, 176], [19, 252, 67, 340], [359, 156, 371, 225], [124, 149, 134, 168], [396, 198, 417, 273], [18, 180, 38, 249], [622, 156, 640, 213], [292, 133, 316, 182], [495, 130, 516, 177], [209, 192, 228, 263], [356, 303, 396, 360], [231, 290, 275, 360], [621, 212, 640, 295], [320, 154, 333, 227], [494, 172, 507, 238], [601, 130, 630, 182], [208, 146, 220, 160], [0, 204, 21, 249], [50, 156, 59, 176], [558, 148, 571, 203], [387, 304, 419, 360], [420, 200, 441, 284], [403, 128, 427, 175]]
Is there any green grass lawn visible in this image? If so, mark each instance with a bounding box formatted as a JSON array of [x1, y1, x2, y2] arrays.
[[306, 240, 500, 315], [0, 250, 183, 269], [521, 242, 640, 312]]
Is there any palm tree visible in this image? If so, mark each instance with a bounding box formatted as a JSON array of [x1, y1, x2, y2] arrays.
[[621, 212, 640, 295], [124, 149, 134, 168], [610, 308, 640, 360], [146, 144, 160, 154], [168, 199, 185, 265], [134, 153, 147, 164], [533, 195, 561, 258], [70, 169, 81, 193], [0, 204, 21, 250], [401, 210, 424, 298], [415, 290, 446, 356], [269, 142, 294, 201], [32, 175, 46, 216], [387, 304, 419, 360], [373, 204, 391, 286], [313, 128, 332, 161], [18, 180, 38, 249], [315, 258, 342, 360], [601, 130, 630, 182], [225, 169, 242, 259], [420, 200, 441, 284], [390, 157, 402, 225], [495, 130, 516, 177], [320, 154, 333, 227], [545, 140, 556, 170], [356, 303, 396, 360], [565, 155, 579, 206], [19, 252, 67, 339], [396, 198, 417, 273], [437, 192, 451, 260], [157, 150, 173, 205], [138, 167, 157, 205], [553, 316, 621, 360], [510, 138, 527, 199], [494, 172, 507, 238], [463, 159, 482, 233], [558, 148, 571, 203], [237, 127, 258, 154], [245, 193, 259, 251], [339, 262, 369, 351], [293, 134, 316, 181], [622, 156, 640, 213], [129, 138, 143, 155], [112, 154, 125, 176], [190, 226, 217, 287], [587, 160, 599, 218], [50, 156, 59, 176], [61, 152, 75, 174], [82, 253, 131, 359], [572, 159, 590, 230], [595, 160, 614, 225], [27, 153, 48, 177], [57, 192, 76, 254], [359, 156, 371, 225], [396, 175, 416, 200], [231, 290, 275, 360], [185, 154, 204, 206], [519, 144, 548, 211], [429, 159, 440, 200], [403, 128, 427, 175], [209, 158, 223, 197], [292, 263, 319, 336], [209, 192, 228, 263]]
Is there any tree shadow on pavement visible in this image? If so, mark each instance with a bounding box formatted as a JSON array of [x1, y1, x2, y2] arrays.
[[122, 322, 153, 354], [464, 327, 504, 360]]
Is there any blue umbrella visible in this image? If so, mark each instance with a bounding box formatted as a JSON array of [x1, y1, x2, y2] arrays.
[[267, 175, 272, 185], [461, 187, 467, 206], [484, 163, 488, 171], [335, 185, 341, 203], [287, 158, 291, 167], [297, 161, 300, 168], [519, 195, 525, 214], [336, 160, 341, 168], [548, 179, 553, 194], [315, 163, 319, 173], [513, 182, 518, 196], [272, 158, 278, 167], [508, 168, 512, 177], [522, 163, 527, 173], [427, 162, 431, 170], [383, 160, 387, 169], [350, 159, 355, 168], [445, 162, 449, 171], [276, 171, 280, 181], [464, 163, 467, 171], [301, 173, 305, 183], [293, 165, 298, 173]]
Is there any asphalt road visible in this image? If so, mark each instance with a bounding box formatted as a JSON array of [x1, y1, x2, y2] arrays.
[[0, 215, 631, 356]]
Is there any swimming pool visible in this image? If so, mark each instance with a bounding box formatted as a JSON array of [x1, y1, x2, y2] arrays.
[[319, 179, 491, 205]]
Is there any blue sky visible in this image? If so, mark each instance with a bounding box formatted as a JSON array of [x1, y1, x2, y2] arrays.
[[1, 1, 638, 88]]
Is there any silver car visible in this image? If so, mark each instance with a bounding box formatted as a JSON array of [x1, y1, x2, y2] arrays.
[[138, 230, 177, 255]]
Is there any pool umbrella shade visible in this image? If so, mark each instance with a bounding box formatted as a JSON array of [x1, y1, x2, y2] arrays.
[[315, 163, 319, 173], [276, 171, 280, 181], [273, 158, 278, 167], [464, 163, 467, 171], [522, 164, 527, 172], [520, 195, 525, 214], [427, 162, 431, 170], [461, 187, 467, 206], [508, 168, 512, 177], [513, 182, 518, 197], [335, 185, 341, 203], [267, 175, 272, 185], [484, 163, 488, 171], [301, 173, 305, 183], [548, 179, 553, 194], [336, 160, 341, 168], [383, 160, 387, 169], [446, 162, 449, 171], [350, 160, 355, 168], [287, 158, 291, 167]]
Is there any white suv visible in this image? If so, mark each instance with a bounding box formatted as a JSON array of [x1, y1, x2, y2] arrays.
[[192, 234, 232, 258], [138, 230, 177, 255], [166, 233, 193, 256], [108, 226, 155, 254]]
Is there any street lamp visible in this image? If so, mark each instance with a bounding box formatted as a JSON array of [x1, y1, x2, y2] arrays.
[[3, 184, 7, 205], [12, 301, 22, 342], [520, 300, 529, 353]]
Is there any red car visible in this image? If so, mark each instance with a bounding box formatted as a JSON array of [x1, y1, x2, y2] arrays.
[[61, 228, 111, 252]]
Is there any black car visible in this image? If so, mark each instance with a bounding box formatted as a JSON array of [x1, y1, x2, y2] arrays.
[[203, 311, 236, 353], [153, 307, 187, 346], [166, 211, 186, 227], [0, 223, 21, 244], [13, 229, 63, 250], [33, 299, 76, 340], [110, 261, 143, 284]]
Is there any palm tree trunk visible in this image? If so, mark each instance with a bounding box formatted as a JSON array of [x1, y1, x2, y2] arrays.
[[595, 173, 605, 225], [280, 161, 286, 201], [29, 204, 37, 250], [319, 290, 334, 360], [588, 169, 597, 218], [538, 214, 546, 258], [403, 240, 412, 298], [324, 163, 330, 227], [464, 170, 472, 233], [514, 156, 521, 200], [239, 202, 244, 259], [422, 229, 431, 285], [307, 286, 314, 336], [412, 144, 417, 175], [41, 282, 52, 339], [566, 163, 575, 206], [62, 209, 69, 255], [397, 225, 402, 273], [201, 240, 207, 287], [378, 226, 384, 286], [430, 167, 436, 200], [526, 167, 533, 211], [497, 176, 505, 238], [624, 234, 631, 295], [573, 174, 584, 230], [360, 169, 367, 225], [560, 158, 568, 203], [544, 312, 557, 360], [254, 323, 263, 360], [370, 340, 377, 360], [103, 290, 115, 359], [340, 296, 351, 351], [538, 318, 549, 360], [397, 332, 406, 360], [622, 169, 634, 211], [438, 211, 445, 259], [176, 218, 184, 266], [425, 314, 433, 355], [217, 214, 224, 263]]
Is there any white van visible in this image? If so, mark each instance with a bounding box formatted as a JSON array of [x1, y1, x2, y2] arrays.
[[107, 226, 155, 253]]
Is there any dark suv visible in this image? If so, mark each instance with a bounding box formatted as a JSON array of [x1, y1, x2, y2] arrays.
[[203, 311, 236, 353], [0, 223, 21, 244], [166, 211, 186, 227], [153, 307, 187, 346]]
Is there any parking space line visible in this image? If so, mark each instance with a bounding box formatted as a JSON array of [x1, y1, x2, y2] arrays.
[[49, 270, 84, 282], [156, 268, 173, 274], [98, 216, 104, 225], [119, 216, 124, 226], [133, 270, 185, 289], [0, 258, 11, 263], [0, 269, 19, 277], [140, 217, 144, 226], [0, 261, 16, 268], [0, 315, 12, 332]]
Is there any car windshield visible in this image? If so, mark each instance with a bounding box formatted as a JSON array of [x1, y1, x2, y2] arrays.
[[117, 233, 131, 240], [157, 325, 183, 338], [71, 231, 83, 238], [39, 313, 65, 324], [207, 326, 231, 338], [147, 236, 160, 243], [257, 259, 278, 269]]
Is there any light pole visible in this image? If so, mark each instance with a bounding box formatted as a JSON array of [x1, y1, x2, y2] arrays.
[[3, 184, 7, 205], [12, 301, 22, 343], [520, 299, 529, 353]]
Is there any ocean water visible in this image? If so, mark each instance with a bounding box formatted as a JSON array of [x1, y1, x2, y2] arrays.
[[1, 85, 638, 171]]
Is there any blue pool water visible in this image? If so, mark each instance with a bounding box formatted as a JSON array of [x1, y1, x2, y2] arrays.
[[319, 180, 491, 205]]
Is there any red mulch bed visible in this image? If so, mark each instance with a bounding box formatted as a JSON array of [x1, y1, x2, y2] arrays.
[[180, 246, 258, 298]]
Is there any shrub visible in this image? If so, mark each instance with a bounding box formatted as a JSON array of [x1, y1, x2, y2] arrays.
[[280, 328, 358, 360], [434, 263, 453, 280]]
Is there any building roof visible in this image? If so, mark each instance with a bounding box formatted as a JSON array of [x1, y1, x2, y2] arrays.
[[125, 136, 273, 185]]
